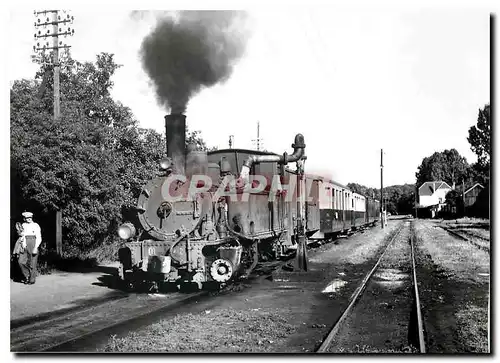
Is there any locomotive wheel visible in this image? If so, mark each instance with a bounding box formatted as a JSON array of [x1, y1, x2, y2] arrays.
[[209, 259, 234, 283]]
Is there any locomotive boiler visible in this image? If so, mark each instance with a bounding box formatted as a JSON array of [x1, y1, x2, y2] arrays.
[[117, 113, 308, 290]]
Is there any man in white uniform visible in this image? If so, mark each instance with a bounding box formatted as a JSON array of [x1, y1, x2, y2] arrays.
[[18, 212, 42, 285]]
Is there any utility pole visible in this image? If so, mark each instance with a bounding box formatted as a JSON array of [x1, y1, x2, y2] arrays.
[[252, 121, 263, 151], [380, 149, 384, 229], [462, 179, 465, 217], [415, 185, 418, 219], [257, 121, 260, 151], [33, 10, 74, 256]]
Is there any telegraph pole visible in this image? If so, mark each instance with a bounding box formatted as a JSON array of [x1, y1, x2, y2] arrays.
[[252, 121, 263, 151], [34, 10, 74, 119], [415, 185, 418, 218], [257, 122, 260, 150], [462, 179, 465, 217], [52, 11, 60, 120], [33, 10, 74, 255], [380, 149, 384, 229]]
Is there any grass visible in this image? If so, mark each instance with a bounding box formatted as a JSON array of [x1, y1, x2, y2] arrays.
[[339, 221, 401, 265], [311, 221, 400, 266], [442, 217, 490, 229], [414, 221, 489, 283], [101, 307, 297, 353], [455, 303, 489, 353], [35, 239, 121, 275]]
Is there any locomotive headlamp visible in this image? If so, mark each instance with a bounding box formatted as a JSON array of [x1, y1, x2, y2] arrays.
[[118, 222, 136, 240], [159, 157, 173, 171]]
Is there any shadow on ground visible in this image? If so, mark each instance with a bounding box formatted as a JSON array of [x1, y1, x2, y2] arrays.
[[92, 272, 123, 290], [11, 293, 127, 330]]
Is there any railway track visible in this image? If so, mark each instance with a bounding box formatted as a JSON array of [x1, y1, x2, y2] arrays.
[[316, 221, 426, 353], [438, 225, 490, 253], [410, 222, 426, 353], [11, 223, 380, 353], [250, 222, 379, 281], [11, 291, 206, 352], [9, 232, 342, 352]]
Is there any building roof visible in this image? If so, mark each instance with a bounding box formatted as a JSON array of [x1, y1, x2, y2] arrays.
[[464, 183, 484, 195], [418, 181, 452, 196]]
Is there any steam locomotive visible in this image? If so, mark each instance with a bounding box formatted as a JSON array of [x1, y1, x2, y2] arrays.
[[117, 113, 380, 290]]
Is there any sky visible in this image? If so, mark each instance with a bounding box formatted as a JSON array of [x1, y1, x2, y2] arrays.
[[0, 1, 496, 360], [6, 3, 491, 189]]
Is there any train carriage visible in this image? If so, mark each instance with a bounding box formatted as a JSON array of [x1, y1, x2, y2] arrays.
[[352, 192, 367, 228]]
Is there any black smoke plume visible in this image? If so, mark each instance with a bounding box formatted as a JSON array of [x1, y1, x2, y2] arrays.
[[140, 11, 249, 114]]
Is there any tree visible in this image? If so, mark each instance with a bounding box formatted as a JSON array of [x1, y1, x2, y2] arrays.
[[468, 104, 490, 167], [186, 128, 209, 151], [467, 104, 490, 187], [347, 183, 378, 200], [346, 182, 415, 215], [445, 189, 462, 210], [11, 53, 166, 254], [415, 149, 470, 188]]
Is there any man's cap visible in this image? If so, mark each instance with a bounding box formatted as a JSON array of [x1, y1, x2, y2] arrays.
[[22, 212, 33, 218]]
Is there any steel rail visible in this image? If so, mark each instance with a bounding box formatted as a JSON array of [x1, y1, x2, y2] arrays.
[[439, 225, 490, 253], [410, 223, 426, 353], [316, 222, 405, 353]]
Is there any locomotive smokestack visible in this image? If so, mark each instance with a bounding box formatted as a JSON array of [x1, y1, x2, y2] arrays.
[[165, 114, 186, 175]]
